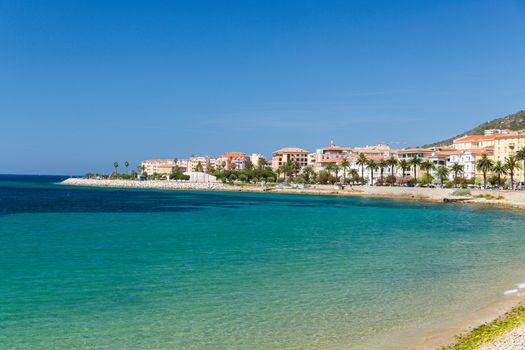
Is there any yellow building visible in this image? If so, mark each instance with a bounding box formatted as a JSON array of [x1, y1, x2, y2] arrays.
[[493, 133, 525, 182]]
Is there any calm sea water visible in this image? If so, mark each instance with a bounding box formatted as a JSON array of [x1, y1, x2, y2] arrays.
[[2, 175, 525, 349]]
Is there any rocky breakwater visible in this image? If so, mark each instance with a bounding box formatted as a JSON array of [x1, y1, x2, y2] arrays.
[[60, 178, 225, 191]]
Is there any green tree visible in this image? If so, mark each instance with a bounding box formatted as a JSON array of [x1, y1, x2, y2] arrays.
[[505, 155, 521, 190], [492, 160, 506, 187], [450, 162, 464, 183], [349, 168, 359, 184], [398, 159, 409, 177], [205, 163, 215, 174], [195, 161, 204, 172], [325, 164, 339, 184], [366, 159, 379, 186], [356, 153, 368, 184], [300, 165, 316, 184], [436, 165, 450, 187], [409, 156, 422, 180], [516, 147, 525, 186], [419, 160, 435, 185], [476, 154, 494, 188], [378, 158, 388, 184], [113, 162, 119, 175], [340, 158, 350, 185], [257, 158, 269, 170], [124, 161, 129, 174], [386, 156, 398, 180]]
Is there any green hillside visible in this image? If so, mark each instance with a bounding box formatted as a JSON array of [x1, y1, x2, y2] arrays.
[[423, 109, 525, 147]]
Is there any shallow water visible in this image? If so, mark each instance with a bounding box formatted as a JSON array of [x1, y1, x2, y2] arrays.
[[2, 175, 525, 349]]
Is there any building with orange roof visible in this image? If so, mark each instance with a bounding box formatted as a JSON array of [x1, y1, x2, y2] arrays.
[[493, 133, 525, 184], [453, 134, 500, 150], [313, 144, 353, 171], [271, 147, 311, 173], [217, 152, 250, 170]]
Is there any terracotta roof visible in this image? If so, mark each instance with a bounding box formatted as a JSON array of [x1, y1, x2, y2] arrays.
[[352, 148, 386, 154], [272, 147, 310, 155], [398, 148, 433, 153], [494, 133, 525, 140], [320, 146, 352, 152], [454, 134, 499, 143], [220, 152, 247, 158], [467, 147, 494, 155], [433, 150, 460, 156]]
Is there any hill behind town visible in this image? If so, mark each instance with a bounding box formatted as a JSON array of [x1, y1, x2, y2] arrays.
[[422, 108, 525, 147]]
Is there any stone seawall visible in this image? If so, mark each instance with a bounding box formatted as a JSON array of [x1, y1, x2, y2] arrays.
[[61, 178, 225, 190]]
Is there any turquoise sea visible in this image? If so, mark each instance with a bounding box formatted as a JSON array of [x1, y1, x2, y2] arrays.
[[2, 175, 525, 349]]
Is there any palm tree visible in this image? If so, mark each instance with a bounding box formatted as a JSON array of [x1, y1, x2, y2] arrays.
[[366, 159, 379, 186], [276, 166, 283, 181], [113, 162, 119, 175], [356, 153, 368, 184], [257, 158, 269, 170], [505, 155, 521, 190], [450, 162, 464, 184], [378, 158, 388, 184], [301, 165, 315, 184], [409, 156, 422, 180], [340, 158, 350, 185], [436, 166, 450, 187], [516, 147, 525, 186], [288, 160, 299, 180], [492, 160, 506, 187], [124, 161, 129, 174], [386, 156, 398, 179], [419, 160, 435, 185], [325, 164, 338, 184], [476, 154, 493, 189], [349, 168, 359, 184], [398, 159, 409, 177]]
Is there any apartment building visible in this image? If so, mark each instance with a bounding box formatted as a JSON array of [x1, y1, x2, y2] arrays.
[[141, 159, 188, 175], [217, 152, 250, 170], [187, 156, 217, 172], [271, 147, 310, 171]]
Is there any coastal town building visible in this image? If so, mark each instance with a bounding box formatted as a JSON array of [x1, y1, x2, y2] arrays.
[[271, 147, 310, 172], [250, 153, 267, 168], [447, 148, 493, 180], [452, 134, 499, 150], [188, 156, 217, 172], [141, 159, 187, 175], [313, 145, 352, 171], [351, 144, 396, 158], [217, 152, 250, 170], [493, 133, 525, 183]]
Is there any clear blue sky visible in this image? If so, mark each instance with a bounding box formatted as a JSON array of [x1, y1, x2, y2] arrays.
[[2, 0, 525, 175]]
